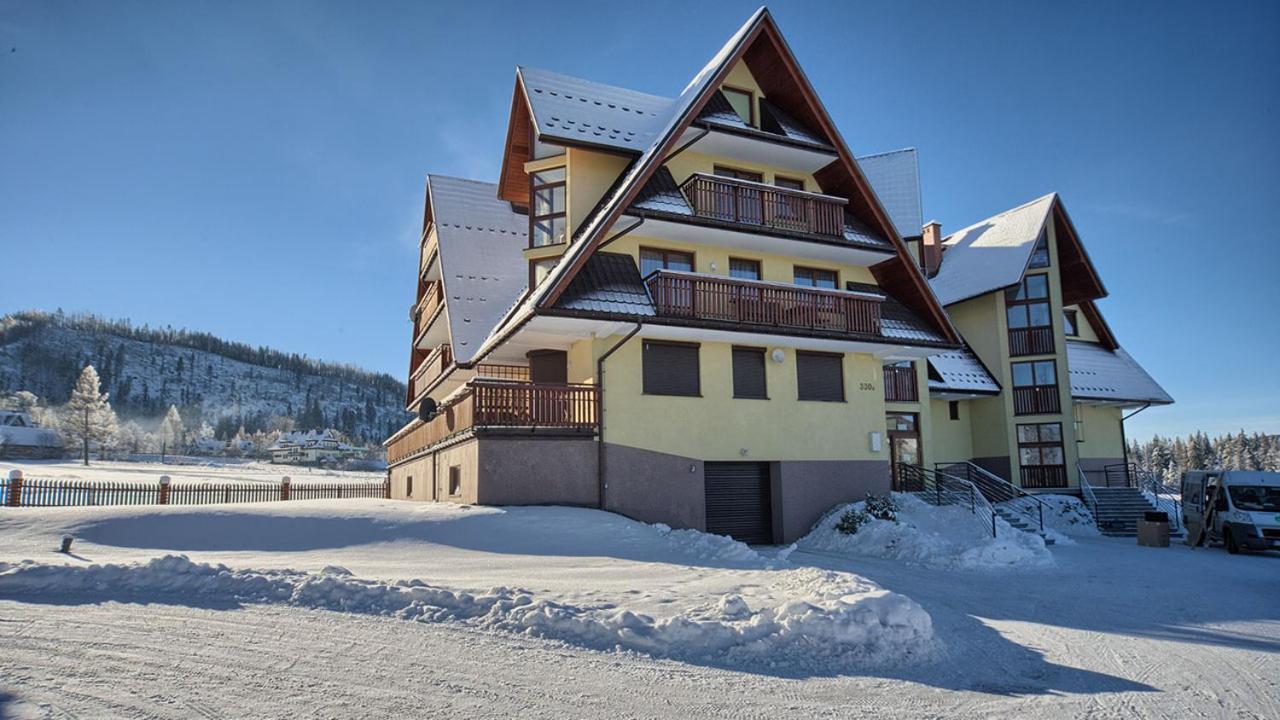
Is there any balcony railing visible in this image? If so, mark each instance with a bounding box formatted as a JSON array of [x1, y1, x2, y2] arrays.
[[1008, 327, 1054, 357], [645, 270, 882, 336], [410, 343, 452, 400], [883, 364, 918, 402], [387, 380, 600, 463], [420, 223, 437, 279], [680, 173, 846, 239], [1012, 386, 1061, 415], [1020, 465, 1068, 489]]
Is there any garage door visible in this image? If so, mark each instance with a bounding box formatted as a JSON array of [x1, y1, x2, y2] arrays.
[[704, 462, 773, 544]]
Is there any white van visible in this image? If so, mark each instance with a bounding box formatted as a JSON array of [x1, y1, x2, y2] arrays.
[[1182, 471, 1280, 553]]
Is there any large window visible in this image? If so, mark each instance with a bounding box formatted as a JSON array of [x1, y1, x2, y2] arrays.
[[639, 247, 694, 276], [722, 87, 754, 126], [731, 347, 767, 399], [1017, 422, 1067, 488], [1011, 360, 1060, 415], [530, 167, 567, 247], [794, 266, 838, 289], [1063, 309, 1079, 337], [1029, 231, 1050, 268], [729, 257, 761, 280], [642, 341, 700, 396], [797, 351, 844, 401], [1006, 274, 1053, 356]]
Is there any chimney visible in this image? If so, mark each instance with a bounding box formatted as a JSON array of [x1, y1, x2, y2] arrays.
[[921, 221, 943, 278]]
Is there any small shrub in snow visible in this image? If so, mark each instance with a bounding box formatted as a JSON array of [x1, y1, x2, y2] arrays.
[[835, 508, 871, 535], [865, 493, 898, 522]]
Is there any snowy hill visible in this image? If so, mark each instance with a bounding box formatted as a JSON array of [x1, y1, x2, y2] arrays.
[[0, 311, 408, 443]]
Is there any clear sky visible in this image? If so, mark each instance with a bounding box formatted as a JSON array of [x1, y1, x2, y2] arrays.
[[2, 0, 1277, 441]]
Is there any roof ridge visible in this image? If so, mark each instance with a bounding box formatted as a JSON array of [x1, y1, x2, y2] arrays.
[[943, 192, 1056, 241], [427, 173, 499, 187], [855, 147, 917, 160], [516, 65, 673, 103]]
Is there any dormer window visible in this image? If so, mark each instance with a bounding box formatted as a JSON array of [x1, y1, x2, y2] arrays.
[[1028, 231, 1050, 268], [530, 167, 567, 247], [722, 86, 755, 126]]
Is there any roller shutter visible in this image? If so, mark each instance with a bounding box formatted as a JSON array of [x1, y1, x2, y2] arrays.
[[797, 351, 844, 401], [642, 341, 700, 396], [704, 462, 773, 544]]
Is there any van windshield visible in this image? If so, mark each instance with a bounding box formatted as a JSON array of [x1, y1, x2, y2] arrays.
[[1227, 486, 1280, 512]]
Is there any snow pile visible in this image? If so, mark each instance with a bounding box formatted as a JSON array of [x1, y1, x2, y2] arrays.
[[0, 556, 934, 670], [800, 494, 1054, 570], [652, 523, 762, 565], [1026, 495, 1100, 538]]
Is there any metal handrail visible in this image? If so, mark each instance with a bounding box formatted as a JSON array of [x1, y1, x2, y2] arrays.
[[896, 463, 997, 538], [1078, 462, 1099, 518], [938, 461, 1044, 533]]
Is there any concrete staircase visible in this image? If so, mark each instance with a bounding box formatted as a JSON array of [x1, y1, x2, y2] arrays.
[[1089, 487, 1159, 537], [993, 505, 1056, 545]]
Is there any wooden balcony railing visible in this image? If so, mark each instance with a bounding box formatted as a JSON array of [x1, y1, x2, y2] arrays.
[[1012, 386, 1061, 415], [645, 270, 882, 336], [883, 364, 918, 402], [474, 364, 531, 382], [1008, 327, 1054, 357], [420, 223, 437, 279], [680, 173, 846, 238], [410, 343, 452, 400], [1020, 465, 1068, 489], [413, 282, 444, 326], [387, 380, 600, 464]]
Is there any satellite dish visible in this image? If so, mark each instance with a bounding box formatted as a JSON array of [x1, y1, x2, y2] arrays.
[[417, 398, 439, 422]]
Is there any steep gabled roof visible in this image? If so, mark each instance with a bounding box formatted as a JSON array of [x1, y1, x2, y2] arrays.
[[517, 67, 674, 153], [930, 193, 1108, 307], [855, 148, 922, 239], [522, 8, 957, 347], [425, 175, 528, 363], [927, 346, 1001, 395], [1067, 341, 1172, 405]]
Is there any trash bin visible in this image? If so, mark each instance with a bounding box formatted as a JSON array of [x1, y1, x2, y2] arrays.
[[1138, 511, 1170, 547]]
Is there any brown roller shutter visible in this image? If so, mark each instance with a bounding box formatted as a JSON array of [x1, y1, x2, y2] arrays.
[[704, 462, 773, 544], [642, 341, 700, 396], [732, 347, 767, 399], [797, 351, 844, 401]]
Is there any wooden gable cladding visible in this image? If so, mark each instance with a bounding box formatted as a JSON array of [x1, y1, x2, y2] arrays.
[[1052, 200, 1107, 307], [497, 81, 533, 206]]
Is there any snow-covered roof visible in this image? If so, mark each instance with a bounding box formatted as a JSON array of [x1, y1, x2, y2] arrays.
[[929, 194, 1056, 306], [518, 66, 675, 153], [927, 347, 1001, 395], [0, 422, 62, 448], [1067, 341, 1173, 405], [427, 175, 529, 364], [855, 148, 922, 240]]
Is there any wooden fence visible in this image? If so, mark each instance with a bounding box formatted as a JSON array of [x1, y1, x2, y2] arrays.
[[2, 470, 389, 508]]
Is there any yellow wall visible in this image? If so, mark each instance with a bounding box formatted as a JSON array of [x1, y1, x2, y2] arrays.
[[929, 398, 975, 464], [665, 151, 819, 193], [567, 147, 630, 238], [1075, 403, 1125, 459], [1065, 303, 1101, 343], [597, 334, 888, 462], [605, 232, 877, 287]]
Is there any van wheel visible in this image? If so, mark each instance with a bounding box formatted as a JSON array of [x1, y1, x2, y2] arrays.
[[1225, 526, 1240, 554]]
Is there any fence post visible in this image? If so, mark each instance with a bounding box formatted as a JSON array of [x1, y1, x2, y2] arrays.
[[6, 469, 23, 507], [280, 476, 291, 501], [383, 476, 391, 500], [158, 475, 171, 505]]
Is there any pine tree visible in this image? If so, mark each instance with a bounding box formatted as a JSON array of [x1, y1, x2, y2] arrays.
[[159, 404, 184, 460], [62, 365, 118, 465]]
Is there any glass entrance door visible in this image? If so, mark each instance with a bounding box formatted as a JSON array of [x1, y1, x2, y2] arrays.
[[886, 412, 921, 490]]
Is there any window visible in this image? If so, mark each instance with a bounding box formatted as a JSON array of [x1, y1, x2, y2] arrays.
[[774, 176, 805, 191], [530, 167, 567, 247], [1011, 360, 1060, 415], [729, 257, 761, 280], [406, 476, 413, 498], [713, 165, 763, 182], [642, 341, 700, 396], [732, 347, 767, 399], [949, 400, 960, 421], [797, 351, 844, 401], [794, 266, 838, 289], [886, 412, 917, 433], [1028, 231, 1050, 268], [722, 86, 754, 126], [530, 258, 558, 287], [1017, 422, 1066, 487], [1006, 274, 1053, 356], [639, 247, 694, 276], [448, 466, 461, 496], [1063, 309, 1079, 337]]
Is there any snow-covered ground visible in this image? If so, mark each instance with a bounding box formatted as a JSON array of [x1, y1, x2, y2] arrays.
[[1, 457, 384, 485], [1, 500, 1278, 718], [800, 493, 1055, 569]]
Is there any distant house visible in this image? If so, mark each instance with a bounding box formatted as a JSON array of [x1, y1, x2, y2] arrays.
[[0, 411, 64, 459], [270, 430, 357, 465]]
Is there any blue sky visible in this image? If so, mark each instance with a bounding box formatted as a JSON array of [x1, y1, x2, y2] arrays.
[[1, 0, 1277, 441]]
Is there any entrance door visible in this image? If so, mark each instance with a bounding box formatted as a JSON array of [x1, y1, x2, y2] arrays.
[[886, 412, 921, 491], [704, 462, 773, 544]]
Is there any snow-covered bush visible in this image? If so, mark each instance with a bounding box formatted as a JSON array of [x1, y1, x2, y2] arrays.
[[865, 493, 898, 522], [835, 508, 871, 535]]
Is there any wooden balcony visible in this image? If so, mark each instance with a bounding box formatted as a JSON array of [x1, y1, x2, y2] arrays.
[[681, 173, 846, 239], [412, 282, 445, 345], [645, 270, 882, 337], [1020, 465, 1068, 488], [420, 223, 437, 279], [387, 380, 600, 464], [410, 342, 452, 400], [883, 364, 918, 402], [1012, 386, 1061, 415], [1008, 327, 1054, 357]]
